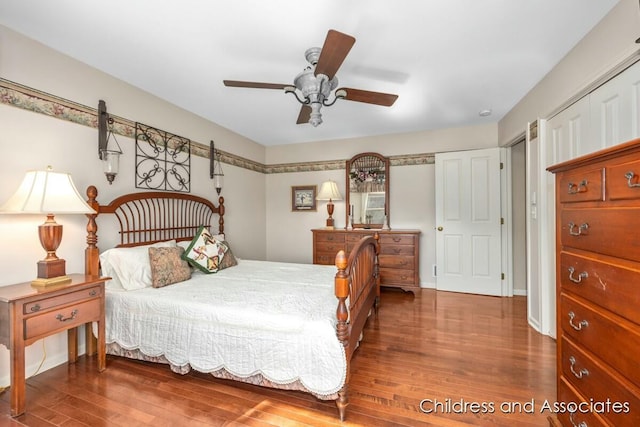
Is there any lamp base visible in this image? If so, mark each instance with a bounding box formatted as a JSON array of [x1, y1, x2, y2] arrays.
[[31, 275, 72, 287], [37, 258, 66, 279], [325, 217, 335, 229]]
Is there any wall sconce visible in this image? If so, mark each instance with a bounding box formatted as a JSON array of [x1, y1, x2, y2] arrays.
[[210, 140, 224, 195], [316, 180, 343, 229], [98, 100, 123, 185], [0, 166, 96, 286]]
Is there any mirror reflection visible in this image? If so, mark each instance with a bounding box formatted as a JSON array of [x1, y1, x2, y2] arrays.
[[345, 152, 389, 229]]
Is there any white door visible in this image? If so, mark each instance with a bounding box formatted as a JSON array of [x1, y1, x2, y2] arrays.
[[435, 148, 503, 296]]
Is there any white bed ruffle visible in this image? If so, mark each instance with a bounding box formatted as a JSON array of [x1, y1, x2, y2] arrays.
[[103, 260, 347, 396]]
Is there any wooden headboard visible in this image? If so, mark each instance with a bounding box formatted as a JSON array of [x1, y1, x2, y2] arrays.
[[84, 185, 224, 276]]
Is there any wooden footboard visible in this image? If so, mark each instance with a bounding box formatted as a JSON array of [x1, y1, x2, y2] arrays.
[[334, 234, 380, 420]]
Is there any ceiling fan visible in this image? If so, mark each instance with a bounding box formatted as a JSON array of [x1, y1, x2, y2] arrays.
[[223, 29, 398, 127]]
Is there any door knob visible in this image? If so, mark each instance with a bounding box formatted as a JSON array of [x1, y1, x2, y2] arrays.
[[437, 226, 443, 231]]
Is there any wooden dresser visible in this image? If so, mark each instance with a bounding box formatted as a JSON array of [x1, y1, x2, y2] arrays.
[[312, 229, 420, 292], [548, 139, 640, 427]]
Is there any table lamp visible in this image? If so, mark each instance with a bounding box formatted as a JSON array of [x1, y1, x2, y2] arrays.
[[316, 180, 343, 229], [0, 167, 96, 286]]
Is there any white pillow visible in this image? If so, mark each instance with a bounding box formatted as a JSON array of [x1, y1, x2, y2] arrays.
[[100, 240, 177, 291]]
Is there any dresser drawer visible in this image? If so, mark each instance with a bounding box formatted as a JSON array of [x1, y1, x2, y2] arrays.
[[315, 242, 344, 256], [560, 293, 640, 386], [379, 234, 415, 246], [560, 336, 639, 427], [345, 233, 373, 244], [380, 268, 415, 285], [608, 159, 640, 201], [25, 298, 101, 341], [560, 208, 640, 262], [557, 168, 604, 203], [379, 255, 414, 269], [559, 252, 640, 325], [23, 285, 102, 314], [314, 232, 345, 244], [315, 252, 338, 265], [379, 245, 415, 256], [557, 377, 610, 427]]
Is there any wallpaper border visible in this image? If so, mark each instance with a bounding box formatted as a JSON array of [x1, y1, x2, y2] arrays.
[[0, 78, 434, 173]]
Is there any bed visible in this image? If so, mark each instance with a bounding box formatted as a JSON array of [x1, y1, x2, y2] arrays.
[[83, 185, 380, 421]]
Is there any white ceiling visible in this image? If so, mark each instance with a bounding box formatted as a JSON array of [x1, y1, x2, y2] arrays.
[[0, 0, 620, 147]]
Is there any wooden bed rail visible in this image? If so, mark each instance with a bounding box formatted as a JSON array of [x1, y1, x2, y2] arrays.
[[334, 233, 380, 420]]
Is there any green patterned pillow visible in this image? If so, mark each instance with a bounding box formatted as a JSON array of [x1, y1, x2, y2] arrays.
[[148, 246, 192, 288], [182, 225, 227, 273]]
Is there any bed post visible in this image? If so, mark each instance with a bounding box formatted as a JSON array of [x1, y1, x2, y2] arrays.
[[334, 249, 349, 421], [85, 185, 100, 356], [218, 196, 225, 235], [85, 185, 100, 277]]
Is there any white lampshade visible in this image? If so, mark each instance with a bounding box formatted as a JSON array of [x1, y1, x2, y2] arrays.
[[0, 168, 96, 214], [316, 180, 343, 201]]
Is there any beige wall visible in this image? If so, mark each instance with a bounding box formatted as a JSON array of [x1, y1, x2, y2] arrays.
[[499, 0, 640, 145]]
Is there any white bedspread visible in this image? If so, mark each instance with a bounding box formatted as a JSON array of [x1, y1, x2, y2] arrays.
[[105, 260, 347, 396]]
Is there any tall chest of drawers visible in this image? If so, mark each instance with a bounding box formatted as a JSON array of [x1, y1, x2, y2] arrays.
[[548, 139, 640, 427], [312, 229, 421, 293]]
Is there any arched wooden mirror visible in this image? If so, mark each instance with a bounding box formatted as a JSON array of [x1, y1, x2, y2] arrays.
[[345, 152, 389, 229]]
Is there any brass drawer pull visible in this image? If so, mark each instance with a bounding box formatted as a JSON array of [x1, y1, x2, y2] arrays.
[[30, 304, 41, 312], [567, 267, 588, 284], [568, 311, 588, 331], [56, 309, 78, 322], [568, 180, 588, 194], [569, 411, 588, 427], [392, 237, 402, 242], [568, 222, 589, 236], [569, 356, 589, 379], [625, 171, 640, 188], [89, 290, 97, 297]]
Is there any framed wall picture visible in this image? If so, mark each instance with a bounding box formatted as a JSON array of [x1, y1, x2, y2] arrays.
[[291, 185, 317, 212]]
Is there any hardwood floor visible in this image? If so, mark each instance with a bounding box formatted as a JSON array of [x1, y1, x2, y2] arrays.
[[0, 288, 556, 426]]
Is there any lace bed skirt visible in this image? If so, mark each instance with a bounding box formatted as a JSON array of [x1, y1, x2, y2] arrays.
[[106, 342, 339, 401]]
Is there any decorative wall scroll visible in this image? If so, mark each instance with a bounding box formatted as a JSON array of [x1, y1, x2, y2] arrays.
[[135, 122, 191, 192]]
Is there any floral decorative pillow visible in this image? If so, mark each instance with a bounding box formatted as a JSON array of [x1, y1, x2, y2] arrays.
[[181, 226, 227, 273], [217, 240, 238, 271], [148, 246, 192, 288]]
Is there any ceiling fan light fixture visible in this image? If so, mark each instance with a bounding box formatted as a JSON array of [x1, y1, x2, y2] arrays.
[[223, 29, 398, 127], [309, 103, 323, 127]]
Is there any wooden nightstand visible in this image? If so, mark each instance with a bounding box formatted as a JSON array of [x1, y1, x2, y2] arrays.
[[0, 274, 107, 417]]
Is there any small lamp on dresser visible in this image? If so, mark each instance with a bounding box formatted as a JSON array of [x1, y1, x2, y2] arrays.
[[0, 166, 96, 286], [316, 180, 343, 229]]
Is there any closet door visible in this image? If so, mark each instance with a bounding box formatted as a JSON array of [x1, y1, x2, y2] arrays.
[[590, 60, 640, 150]]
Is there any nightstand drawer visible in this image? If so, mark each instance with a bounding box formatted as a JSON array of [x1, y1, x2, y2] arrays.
[[25, 298, 101, 340], [23, 285, 102, 314]]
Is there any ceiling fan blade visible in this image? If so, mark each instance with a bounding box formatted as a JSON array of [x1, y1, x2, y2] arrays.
[[339, 88, 398, 106], [314, 30, 356, 80], [296, 105, 312, 124], [223, 80, 289, 90]]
